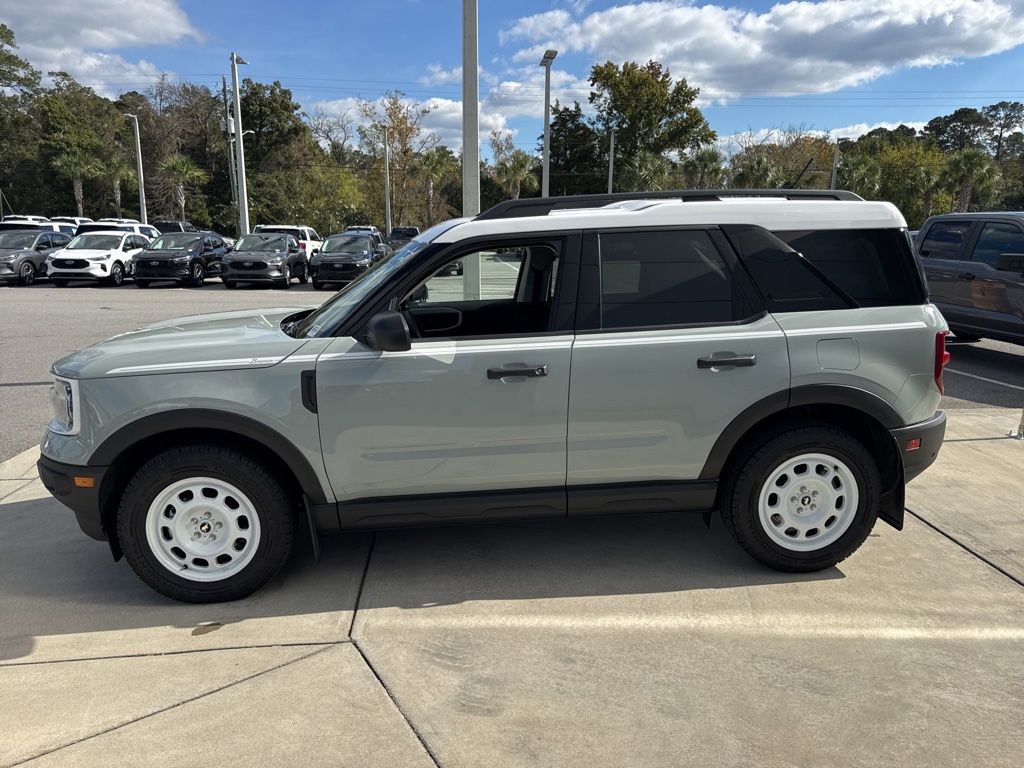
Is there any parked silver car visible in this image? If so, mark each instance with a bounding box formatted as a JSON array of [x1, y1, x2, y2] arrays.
[[37, 190, 948, 602], [0, 230, 71, 285]]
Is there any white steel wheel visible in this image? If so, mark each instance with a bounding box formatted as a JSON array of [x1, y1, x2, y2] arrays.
[[756, 452, 859, 552], [144, 477, 262, 582]]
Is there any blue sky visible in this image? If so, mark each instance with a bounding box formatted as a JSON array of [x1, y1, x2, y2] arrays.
[[5, 0, 1024, 154]]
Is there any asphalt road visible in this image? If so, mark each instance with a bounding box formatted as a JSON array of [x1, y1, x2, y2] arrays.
[[1, 280, 1022, 461]]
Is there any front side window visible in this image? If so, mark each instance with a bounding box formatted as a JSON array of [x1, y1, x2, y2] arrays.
[[919, 221, 971, 260], [972, 222, 1024, 268], [595, 230, 758, 330]]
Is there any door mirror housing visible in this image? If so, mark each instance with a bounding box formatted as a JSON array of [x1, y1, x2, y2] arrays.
[[366, 311, 411, 352], [408, 284, 429, 304], [996, 253, 1024, 272]]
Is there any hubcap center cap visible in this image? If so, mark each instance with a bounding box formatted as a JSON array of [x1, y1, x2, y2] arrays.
[[198, 521, 212, 534], [800, 495, 812, 506]]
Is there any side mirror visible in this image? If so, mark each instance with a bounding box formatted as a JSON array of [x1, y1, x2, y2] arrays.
[[35, 243, 48, 251], [311, 248, 319, 256], [996, 253, 1024, 272], [366, 311, 411, 352]]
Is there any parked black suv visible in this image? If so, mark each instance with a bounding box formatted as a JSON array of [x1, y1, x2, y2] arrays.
[[133, 232, 230, 287], [153, 220, 200, 234], [916, 213, 1024, 345]]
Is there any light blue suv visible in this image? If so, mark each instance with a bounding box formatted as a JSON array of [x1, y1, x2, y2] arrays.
[[38, 190, 949, 602]]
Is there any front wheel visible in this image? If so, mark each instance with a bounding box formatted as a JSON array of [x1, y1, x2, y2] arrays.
[[18, 261, 36, 286], [297, 263, 308, 284], [223, 280, 237, 289], [52, 279, 68, 287], [135, 280, 151, 288], [277, 264, 291, 289], [312, 279, 327, 290], [720, 426, 880, 572], [106, 262, 125, 286], [116, 445, 295, 603], [189, 261, 205, 287]]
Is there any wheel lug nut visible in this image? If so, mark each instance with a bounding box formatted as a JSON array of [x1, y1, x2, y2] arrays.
[[190, 517, 197, 525], [215, 522, 223, 530], [191, 532, 200, 540], [790, 496, 797, 503], [203, 512, 212, 519], [812, 491, 819, 498], [209, 534, 217, 541]]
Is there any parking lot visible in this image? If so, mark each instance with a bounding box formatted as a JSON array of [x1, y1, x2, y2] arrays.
[[1, 283, 1023, 767]]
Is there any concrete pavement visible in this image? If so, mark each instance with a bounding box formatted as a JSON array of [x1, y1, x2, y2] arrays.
[[1, 408, 1022, 767]]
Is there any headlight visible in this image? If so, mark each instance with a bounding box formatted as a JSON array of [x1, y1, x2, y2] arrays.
[[173, 256, 190, 263], [47, 376, 80, 436], [265, 256, 283, 265], [87, 254, 110, 262], [355, 258, 372, 266], [0, 254, 14, 262]]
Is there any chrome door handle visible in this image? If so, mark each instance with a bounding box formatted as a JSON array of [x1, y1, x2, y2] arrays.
[[487, 364, 548, 380], [957, 272, 976, 281], [697, 354, 757, 369]]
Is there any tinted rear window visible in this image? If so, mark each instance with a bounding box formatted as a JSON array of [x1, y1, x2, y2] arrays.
[[773, 229, 925, 307]]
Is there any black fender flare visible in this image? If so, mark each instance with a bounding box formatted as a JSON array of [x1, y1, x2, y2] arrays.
[[699, 384, 903, 480], [89, 408, 330, 505]]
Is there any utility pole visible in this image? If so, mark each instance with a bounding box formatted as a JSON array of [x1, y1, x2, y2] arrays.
[[830, 141, 840, 190], [123, 113, 147, 223], [461, 0, 481, 299], [607, 130, 616, 194], [383, 126, 393, 236], [222, 76, 237, 205], [540, 49, 557, 198], [230, 52, 250, 235]]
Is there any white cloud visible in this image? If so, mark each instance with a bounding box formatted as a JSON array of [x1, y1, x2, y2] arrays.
[[2, 0, 198, 94], [715, 121, 929, 155], [500, 0, 1024, 97]]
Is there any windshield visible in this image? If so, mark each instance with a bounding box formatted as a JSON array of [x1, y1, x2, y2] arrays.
[[154, 222, 184, 233], [256, 227, 303, 239], [67, 234, 122, 250], [150, 234, 201, 250], [235, 234, 287, 252], [0, 232, 37, 249], [321, 235, 372, 255], [77, 224, 130, 235], [294, 239, 429, 338]]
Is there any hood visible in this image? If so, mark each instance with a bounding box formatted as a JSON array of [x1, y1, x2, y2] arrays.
[[53, 307, 316, 380], [225, 249, 285, 259], [51, 249, 111, 260], [139, 247, 195, 259], [315, 251, 371, 262], [0, 248, 32, 257]]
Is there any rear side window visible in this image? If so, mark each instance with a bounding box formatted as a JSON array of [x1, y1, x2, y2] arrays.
[[773, 229, 924, 307], [919, 221, 971, 260], [972, 222, 1024, 268], [593, 230, 761, 330]]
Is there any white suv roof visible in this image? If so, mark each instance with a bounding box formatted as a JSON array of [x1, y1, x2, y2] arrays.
[[434, 198, 906, 244]]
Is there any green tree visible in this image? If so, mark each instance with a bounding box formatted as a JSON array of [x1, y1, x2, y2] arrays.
[[981, 101, 1024, 161], [922, 108, 988, 152], [837, 153, 881, 198], [52, 148, 102, 217], [621, 151, 672, 191], [545, 101, 605, 195], [944, 148, 1001, 212], [588, 60, 714, 160], [0, 23, 40, 94], [730, 152, 784, 189], [158, 154, 209, 220], [106, 154, 136, 218], [683, 146, 726, 188], [416, 146, 459, 225]]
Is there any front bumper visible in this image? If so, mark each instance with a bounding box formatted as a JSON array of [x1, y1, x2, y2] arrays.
[[37, 454, 108, 541], [891, 410, 946, 483], [309, 261, 370, 282], [133, 261, 191, 280], [222, 265, 288, 282], [47, 263, 111, 280]]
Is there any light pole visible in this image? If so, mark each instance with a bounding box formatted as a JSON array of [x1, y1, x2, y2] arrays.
[[383, 126, 393, 236], [607, 129, 616, 194], [462, 0, 481, 300], [230, 52, 250, 235], [539, 49, 557, 198], [123, 113, 147, 224]]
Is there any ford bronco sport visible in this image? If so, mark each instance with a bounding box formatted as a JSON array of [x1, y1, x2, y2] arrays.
[[37, 190, 949, 602]]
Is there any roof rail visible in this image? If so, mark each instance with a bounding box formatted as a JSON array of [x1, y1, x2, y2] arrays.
[[475, 189, 864, 220]]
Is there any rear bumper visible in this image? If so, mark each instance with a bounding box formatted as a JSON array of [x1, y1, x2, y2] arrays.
[[36, 455, 108, 541], [891, 410, 946, 483]]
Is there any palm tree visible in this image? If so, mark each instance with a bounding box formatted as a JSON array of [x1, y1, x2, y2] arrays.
[[106, 155, 135, 219], [495, 150, 539, 199], [621, 151, 672, 191], [417, 149, 456, 225], [51, 148, 102, 217], [837, 154, 881, 198], [905, 163, 942, 222], [158, 154, 209, 221], [730, 153, 783, 189], [684, 147, 726, 189], [944, 149, 1001, 212]]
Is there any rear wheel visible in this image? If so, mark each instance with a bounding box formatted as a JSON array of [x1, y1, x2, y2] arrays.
[[720, 426, 880, 572], [18, 262, 36, 286], [116, 445, 295, 603], [223, 280, 237, 289], [950, 328, 982, 343]]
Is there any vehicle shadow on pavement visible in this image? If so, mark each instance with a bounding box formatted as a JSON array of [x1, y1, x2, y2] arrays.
[[0, 493, 841, 662]]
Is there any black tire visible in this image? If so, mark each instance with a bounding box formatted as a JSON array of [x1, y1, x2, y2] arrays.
[[106, 261, 125, 287], [190, 261, 205, 287], [278, 264, 291, 289], [52, 279, 68, 287], [116, 445, 295, 603], [223, 280, 237, 289], [312, 279, 327, 290], [950, 328, 982, 343], [18, 262, 36, 286], [135, 280, 151, 288], [720, 426, 880, 572], [297, 263, 309, 284]]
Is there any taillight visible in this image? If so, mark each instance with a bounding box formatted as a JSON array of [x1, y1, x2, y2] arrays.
[[299, 242, 306, 251], [934, 331, 951, 393]]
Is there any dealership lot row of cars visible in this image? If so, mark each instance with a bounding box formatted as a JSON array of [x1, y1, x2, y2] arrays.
[[0, 215, 408, 290]]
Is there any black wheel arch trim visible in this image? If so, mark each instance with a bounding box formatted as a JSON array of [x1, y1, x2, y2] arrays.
[[89, 409, 330, 505], [699, 384, 904, 481]]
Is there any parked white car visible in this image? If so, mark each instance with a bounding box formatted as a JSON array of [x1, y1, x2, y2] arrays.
[[76, 221, 161, 240], [46, 231, 150, 286], [253, 224, 323, 258], [50, 216, 94, 226]]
